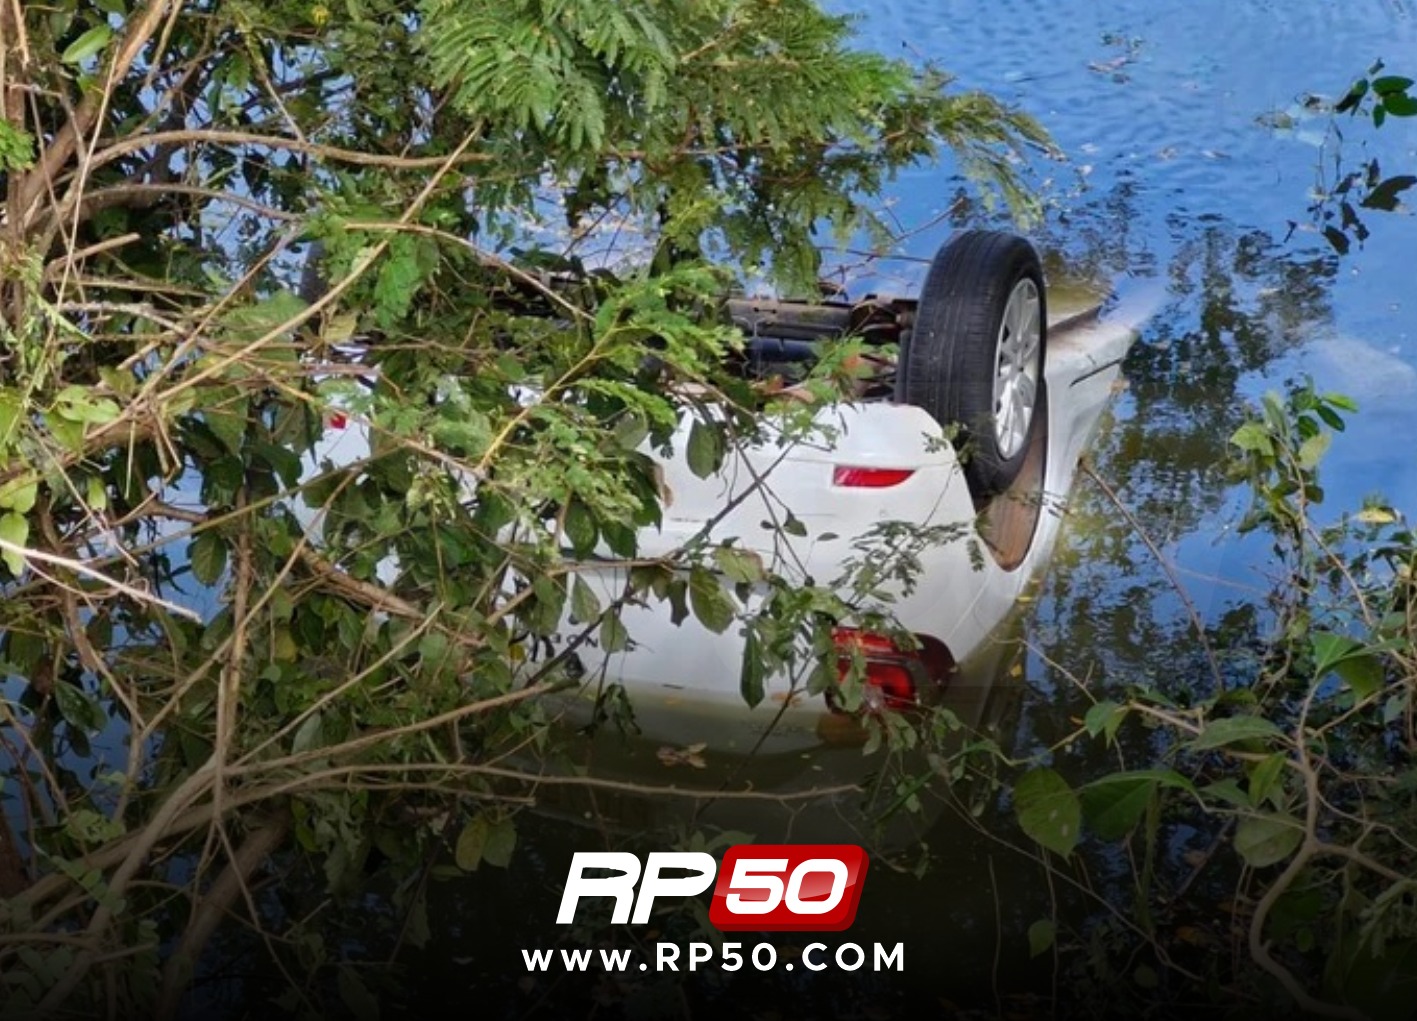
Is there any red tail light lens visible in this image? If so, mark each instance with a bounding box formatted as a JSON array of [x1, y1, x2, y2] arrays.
[[831, 629, 952, 711], [831, 466, 915, 488]]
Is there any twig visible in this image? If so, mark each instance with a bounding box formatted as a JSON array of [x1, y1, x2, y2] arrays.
[[1082, 462, 1226, 692], [0, 536, 200, 621]]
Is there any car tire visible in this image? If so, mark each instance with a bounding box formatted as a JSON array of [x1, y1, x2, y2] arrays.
[[896, 231, 1048, 499]]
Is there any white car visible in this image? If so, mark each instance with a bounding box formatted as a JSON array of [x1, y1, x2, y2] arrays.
[[557, 233, 1139, 753], [306, 232, 1141, 753]]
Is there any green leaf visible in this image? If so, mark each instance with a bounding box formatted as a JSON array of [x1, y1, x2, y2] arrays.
[[570, 575, 601, 624], [0, 389, 22, 446], [1229, 422, 1273, 455], [1382, 92, 1417, 117], [1234, 812, 1303, 868], [1013, 767, 1080, 858], [337, 966, 380, 1021], [713, 546, 763, 585], [563, 500, 597, 558], [0, 512, 28, 574], [1248, 752, 1287, 808], [189, 532, 227, 586], [600, 613, 629, 653], [1335, 655, 1385, 700], [1079, 769, 1193, 841], [685, 419, 722, 479], [1296, 431, 1332, 470], [1373, 75, 1415, 96], [55, 386, 119, 425], [455, 815, 489, 871], [85, 474, 108, 512], [1187, 715, 1284, 751], [250, 441, 301, 487], [54, 683, 107, 734], [291, 711, 325, 754], [203, 394, 249, 455], [61, 25, 113, 65], [740, 630, 765, 708], [1201, 778, 1251, 808], [688, 567, 734, 634], [1027, 919, 1055, 958], [1083, 700, 1125, 742], [46, 413, 86, 453], [0, 476, 37, 514], [613, 414, 649, 451], [1335, 76, 1369, 113], [482, 816, 516, 868], [1311, 631, 1384, 699], [666, 577, 689, 626]]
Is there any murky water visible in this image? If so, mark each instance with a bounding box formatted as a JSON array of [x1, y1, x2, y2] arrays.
[[209, 3, 1417, 1017]]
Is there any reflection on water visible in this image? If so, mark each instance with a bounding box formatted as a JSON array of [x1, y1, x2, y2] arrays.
[[211, 1, 1417, 1016]]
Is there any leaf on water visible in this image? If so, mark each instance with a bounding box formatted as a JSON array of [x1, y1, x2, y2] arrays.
[[657, 743, 708, 769], [1013, 767, 1081, 858]]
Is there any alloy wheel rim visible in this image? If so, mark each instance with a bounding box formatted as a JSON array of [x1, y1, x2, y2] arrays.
[[992, 277, 1041, 460]]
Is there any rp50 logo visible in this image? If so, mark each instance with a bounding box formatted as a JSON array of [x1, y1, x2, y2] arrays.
[[557, 845, 868, 932]]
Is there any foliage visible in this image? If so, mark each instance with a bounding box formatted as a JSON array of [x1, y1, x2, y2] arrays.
[[1006, 379, 1417, 1019], [1306, 60, 1417, 253], [0, 0, 1050, 1014]]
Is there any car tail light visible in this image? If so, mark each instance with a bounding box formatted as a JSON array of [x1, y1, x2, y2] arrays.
[[328, 412, 348, 429], [831, 466, 915, 488], [830, 629, 953, 712]]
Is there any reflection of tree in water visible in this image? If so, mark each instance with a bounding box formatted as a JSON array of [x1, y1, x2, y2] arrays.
[[948, 220, 1349, 1017], [1030, 218, 1337, 693]]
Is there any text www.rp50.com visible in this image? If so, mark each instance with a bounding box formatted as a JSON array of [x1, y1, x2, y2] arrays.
[[522, 942, 903, 974]]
